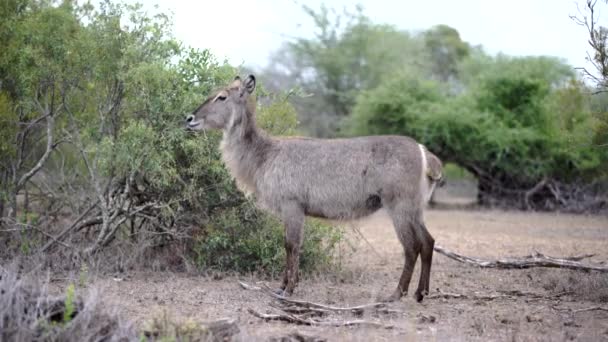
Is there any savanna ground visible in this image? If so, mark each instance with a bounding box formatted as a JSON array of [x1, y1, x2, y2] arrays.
[[46, 184, 608, 341]]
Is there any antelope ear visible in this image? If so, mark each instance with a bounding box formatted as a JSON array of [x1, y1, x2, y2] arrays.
[[229, 76, 242, 89], [241, 75, 256, 96]]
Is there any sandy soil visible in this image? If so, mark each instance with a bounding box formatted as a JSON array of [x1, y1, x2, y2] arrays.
[[71, 209, 607, 341]]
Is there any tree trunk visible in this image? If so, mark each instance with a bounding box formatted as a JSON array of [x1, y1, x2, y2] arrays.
[[22, 187, 29, 223], [9, 189, 17, 221], [0, 170, 6, 220]]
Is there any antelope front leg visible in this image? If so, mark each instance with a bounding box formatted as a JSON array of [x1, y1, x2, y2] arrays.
[[278, 202, 304, 296]]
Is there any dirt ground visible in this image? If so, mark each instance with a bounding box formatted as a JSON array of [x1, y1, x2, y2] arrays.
[[60, 208, 607, 341]]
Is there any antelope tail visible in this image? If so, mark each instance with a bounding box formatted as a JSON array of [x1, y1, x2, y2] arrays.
[[419, 144, 444, 204]]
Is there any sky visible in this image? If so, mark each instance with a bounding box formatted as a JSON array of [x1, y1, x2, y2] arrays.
[[137, 0, 600, 72]]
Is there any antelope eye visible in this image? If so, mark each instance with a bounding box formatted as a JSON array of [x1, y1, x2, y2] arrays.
[[217, 95, 227, 101]]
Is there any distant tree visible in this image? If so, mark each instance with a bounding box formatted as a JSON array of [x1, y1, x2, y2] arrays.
[[423, 25, 470, 82], [571, 0, 608, 153], [571, 0, 608, 92], [264, 4, 428, 137], [0, 0, 81, 220], [0, 0, 337, 262]]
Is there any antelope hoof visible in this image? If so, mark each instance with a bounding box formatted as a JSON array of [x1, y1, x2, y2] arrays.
[[415, 289, 428, 303]]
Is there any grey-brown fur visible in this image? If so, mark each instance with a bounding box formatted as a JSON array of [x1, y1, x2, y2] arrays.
[[186, 75, 443, 302]]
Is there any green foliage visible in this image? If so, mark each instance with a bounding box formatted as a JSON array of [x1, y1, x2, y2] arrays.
[[443, 163, 476, 180], [193, 203, 339, 276], [63, 283, 75, 324], [348, 73, 443, 136], [269, 4, 428, 136], [256, 94, 299, 136], [350, 56, 604, 194], [423, 24, 470, 82], [0, 0, 338, 274]]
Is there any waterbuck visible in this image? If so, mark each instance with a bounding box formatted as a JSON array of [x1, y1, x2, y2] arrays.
[[186, 75, 443, 302]]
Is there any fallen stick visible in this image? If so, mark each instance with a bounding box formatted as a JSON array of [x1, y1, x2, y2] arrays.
[[433, 245, 608, 272], [552, 305, 608, 314], [272, 303, 330, 317], [247, 308, 395, 329], [239, 281, 388, 315], [260, 284, 388, 314], [280, 331, 326, 342], [428, 288, 572, 301], [238, 281, 261, 291], [559, 254, 596, 261], [247, 308, 311, 325], [427, 289, 506, 301]]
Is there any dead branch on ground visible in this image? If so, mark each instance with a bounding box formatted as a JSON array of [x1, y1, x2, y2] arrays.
[[270, 331, 326, 342], [261, 284, 388, 315], [238, 281, 261, 291], [239, 281, 399, 329], [247, 308, 395, 329], [552, 305, 608, 314], [428, 288, 572, 301], [433, 245, 608, 272]]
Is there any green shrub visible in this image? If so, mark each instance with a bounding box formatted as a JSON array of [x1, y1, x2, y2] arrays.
[[194, 203, 340, 276], [0, 0, 339, 274]]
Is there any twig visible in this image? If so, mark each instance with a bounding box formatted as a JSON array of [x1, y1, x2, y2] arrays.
[[433, 245, 608, 272], [239, 281, 388, 314], [427, 289, 505, 301], [38, 201, 99, 253], [238, 280, 261, 291], [247, 308, 312, 325], [559, 254, 596, 261], [428, 288, 572, 301], [260, 284, 387, 314], [270, 303, 329, 318], [240, 281, 399, 328], [348, 221, 385, 261], [247, 308, 395, 329], [552, 305, 608, 314], [2, 220, 72, 249], [279, 332, 326, 342]]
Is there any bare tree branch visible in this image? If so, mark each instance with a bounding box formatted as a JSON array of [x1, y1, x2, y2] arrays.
[[572, 0, 608, 90], [433, 245, 608, 272], [16, 114, 55, 190], [553, 305, 608, 313], [428, 288, 572, 301], [38, 201, 99, 253], [247, 308, 395, 329], [1, 219, 71, 249]]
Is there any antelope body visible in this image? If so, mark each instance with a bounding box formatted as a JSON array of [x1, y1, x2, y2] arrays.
[[186, 75, 443, 302]]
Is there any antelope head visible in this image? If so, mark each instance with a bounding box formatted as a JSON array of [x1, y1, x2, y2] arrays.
[[185, 75, 256, 131]]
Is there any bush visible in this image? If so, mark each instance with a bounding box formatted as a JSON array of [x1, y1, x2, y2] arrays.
[[0, 267, 137, 342], [194, 203, 340, 276], [0, 0, 339, 277]]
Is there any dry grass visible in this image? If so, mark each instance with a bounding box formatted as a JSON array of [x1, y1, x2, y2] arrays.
[[0, 266, 136, 342], [541, 270, 608, 303], [62, 208, 606, 341], [6, 206, 608, 341]]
